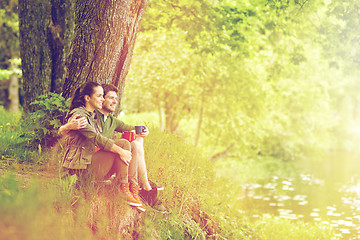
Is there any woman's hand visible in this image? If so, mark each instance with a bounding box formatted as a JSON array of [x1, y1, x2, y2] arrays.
[[118, 148, 132, 165], [110, 144, 132, 165]]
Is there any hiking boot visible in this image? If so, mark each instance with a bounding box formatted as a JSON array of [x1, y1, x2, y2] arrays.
[[120, 183, 142, 207], [149, 179, 164, 191], [139, 186, 157, 204], [139, 188, 167, 213], [151, 199, 167, 214], [129, 183, 142, 204], [136, 205, 146, 212]]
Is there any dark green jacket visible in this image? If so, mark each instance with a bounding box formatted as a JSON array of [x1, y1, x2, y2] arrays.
[[61, 107, 115, 169]]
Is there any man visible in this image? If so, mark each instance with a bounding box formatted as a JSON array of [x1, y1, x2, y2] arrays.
[[60, 84, 166, 213]]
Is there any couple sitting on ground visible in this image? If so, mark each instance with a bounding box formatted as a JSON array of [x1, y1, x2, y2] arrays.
[[59, 82, 166, 213]]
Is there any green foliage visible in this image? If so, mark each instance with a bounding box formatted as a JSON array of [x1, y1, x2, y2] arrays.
[[143, 127, 217, 211], [137, 127, 335, 239], [0, 58, 22, 80], [59, 173, 79, 202], [0, 0, 20, 69], [19, 92, 70, 149], [0, 69, 13, 80], [0, 107, 23, 160], [125, 0, 360, 166], [0, 0, 356, 237], [0, 92, 70, 162]]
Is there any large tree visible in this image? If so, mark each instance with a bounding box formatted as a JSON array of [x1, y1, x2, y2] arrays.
[[19, 0, 148, 113], [62, 0, 148, 111], [19, 0, 74, 112]]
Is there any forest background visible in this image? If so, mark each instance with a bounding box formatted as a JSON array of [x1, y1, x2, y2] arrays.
[[0, 0, 359, 239]]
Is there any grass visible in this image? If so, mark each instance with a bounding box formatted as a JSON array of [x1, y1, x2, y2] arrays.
[[0, 107, 21, 155], [254, 216, 338, 240], [0, 110, 339, 239], [0, 172, 94, 240]]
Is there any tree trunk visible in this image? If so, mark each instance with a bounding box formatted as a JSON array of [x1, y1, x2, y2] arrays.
[[8, 62, 19, 113], [158, 105, 165, 131], [163, 91, 183, 133], [194, 95, 205, 146], [49, 0, 75, 94], [62, 0, 148, 115], [19, 0, 75, 112], [208, 144, 235, 162], [19, 0, 52, 112]]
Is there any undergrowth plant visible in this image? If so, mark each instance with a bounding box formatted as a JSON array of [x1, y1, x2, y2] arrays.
[[108, 114, 338, 239], [140, 127, 250, 239], [0, 173, 96, 240], [20, 92, 70, 148], [0, 106, 21, 160], [1, 93, 70, 162]]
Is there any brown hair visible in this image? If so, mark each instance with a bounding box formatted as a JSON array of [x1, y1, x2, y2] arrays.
[[102, 84, 118, 97], [69, 81, 101, 111]]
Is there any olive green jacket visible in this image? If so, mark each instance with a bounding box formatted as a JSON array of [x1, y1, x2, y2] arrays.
[[95, 110, 134, 138], [61, 107, 115, 169]]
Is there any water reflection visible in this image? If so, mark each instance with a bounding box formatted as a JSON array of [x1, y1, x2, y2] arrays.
[[241, 173, 360, 239]]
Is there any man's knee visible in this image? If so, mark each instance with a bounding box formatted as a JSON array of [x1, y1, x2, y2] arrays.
[[130, 141, 144, 153]]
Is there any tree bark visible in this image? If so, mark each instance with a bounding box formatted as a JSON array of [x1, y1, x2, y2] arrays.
[[19, 0, 52, 112], [62, 0, 148, 115], [49, 0, 75, 94], [19, 0, 75, 112]]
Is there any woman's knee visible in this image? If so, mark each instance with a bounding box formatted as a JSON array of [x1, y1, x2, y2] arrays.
[[89, 153, 115, 180], [114, 138, 131, 150]]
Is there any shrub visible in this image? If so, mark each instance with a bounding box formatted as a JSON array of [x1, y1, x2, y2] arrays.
[[21, 92, 69, 148], [0, 92, 69, 163], [0, 92, 68, 163]]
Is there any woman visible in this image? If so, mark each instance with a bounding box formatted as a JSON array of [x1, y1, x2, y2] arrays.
[[61, 81, 143, 209]]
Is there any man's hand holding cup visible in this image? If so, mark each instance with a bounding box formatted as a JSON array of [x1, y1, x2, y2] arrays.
[[135, 125, 149, 137]]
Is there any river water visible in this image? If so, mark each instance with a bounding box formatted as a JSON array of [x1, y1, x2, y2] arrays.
[[238, 151, 360, 239]]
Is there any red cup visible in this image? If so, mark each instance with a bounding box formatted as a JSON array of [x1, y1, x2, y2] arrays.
[[122, 131, 136, 142]]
